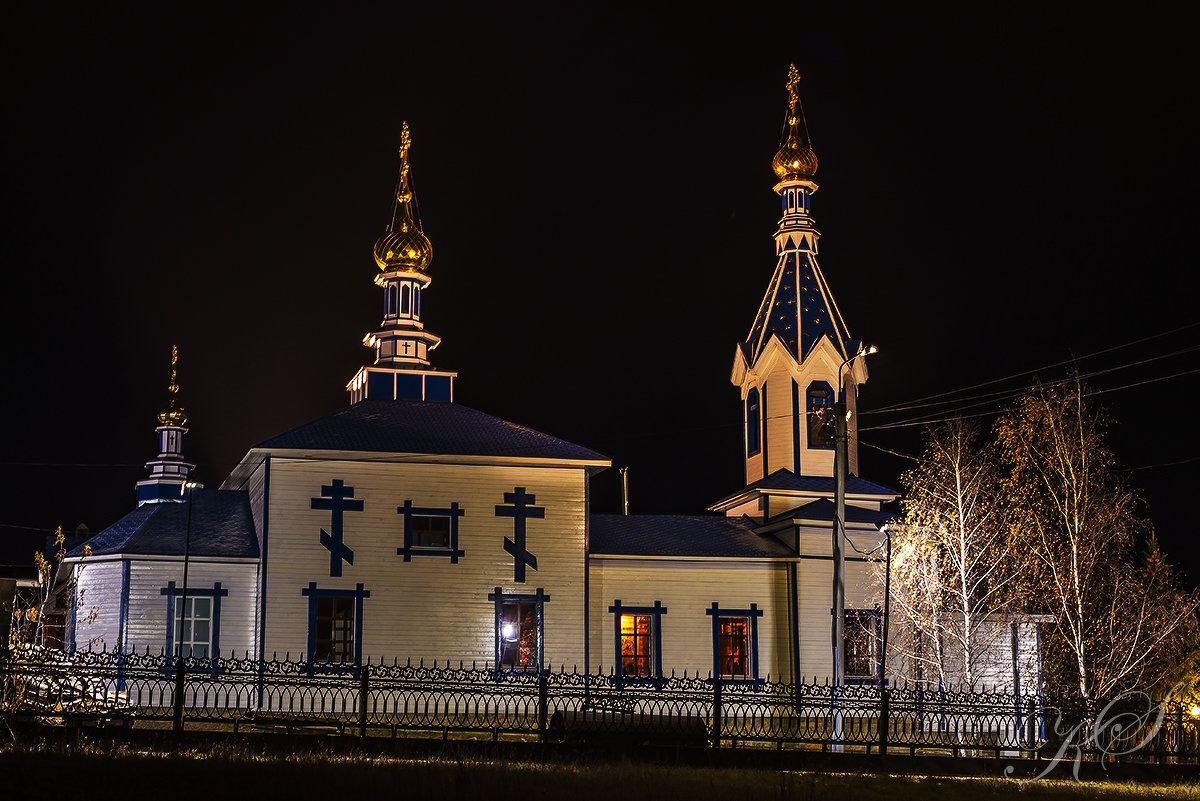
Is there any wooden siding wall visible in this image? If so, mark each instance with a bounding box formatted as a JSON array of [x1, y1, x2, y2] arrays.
[[72, 560, 122, 652], [763, 378, 794, 477], [123, 560, 259, 657], [263, 458, 588, 667], [590, 559, 792, 680]]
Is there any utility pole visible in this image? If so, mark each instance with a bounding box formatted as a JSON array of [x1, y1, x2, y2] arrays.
[[830, 344, 875, 749], [173, 481, 199, 732]]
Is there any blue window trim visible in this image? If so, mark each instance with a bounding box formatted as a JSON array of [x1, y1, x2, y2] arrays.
[[705, 602, 764, 687], [608, 600, 667, 687], [488, 586, 549, 676], [746, 387, 761, 456], [396, 500, 466, 562], [791, 380, 802, 474], [806, 380, 836, 450], [160, 581, 228, 670], [301, 582, 369, 674]]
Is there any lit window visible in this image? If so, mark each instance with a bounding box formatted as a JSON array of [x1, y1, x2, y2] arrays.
[[844, 609, 879, 679], [500, 601, 538, 670], [807, 381, 834, 449], [746, 387, 761, 455], [314, 596, 355, 663], [620, 614, 653, 678], [718, 616, 750, 678], [174, 596, 211, 659], [411, 515, 450, 548]]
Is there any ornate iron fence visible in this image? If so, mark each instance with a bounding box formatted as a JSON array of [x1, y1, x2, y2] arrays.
[[2, 646, 1196, 762]]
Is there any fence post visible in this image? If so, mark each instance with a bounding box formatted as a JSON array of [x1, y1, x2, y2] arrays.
[[711, 680, 722, 749], [537, 672, 549, 742], [1025, 698, 1037, 751], [358, 664, 370, 738], [878, 686, 889, 755], [172, 660, 185, 732]]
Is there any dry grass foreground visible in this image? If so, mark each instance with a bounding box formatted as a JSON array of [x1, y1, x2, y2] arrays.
[[1, 740, 1197, 800]]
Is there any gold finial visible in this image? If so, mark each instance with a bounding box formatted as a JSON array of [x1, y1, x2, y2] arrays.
[[157, 345, 187, 426], [374, 120, 433, 272], [772, 64, 818, 181]]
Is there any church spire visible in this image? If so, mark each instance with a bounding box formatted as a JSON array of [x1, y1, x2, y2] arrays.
[[729, 68, 867, 488], [348, 122, 456, 404], [136, 345, 197, 505]]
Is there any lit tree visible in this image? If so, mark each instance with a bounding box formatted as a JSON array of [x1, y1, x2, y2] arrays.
[[883, 417, 1026, 689], [996, 375, 1198, 702]]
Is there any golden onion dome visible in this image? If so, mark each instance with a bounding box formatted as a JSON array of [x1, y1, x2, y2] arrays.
[[772, 136, 819, 181], [157, 345, 187, 426], [375, 121, 432, 272], [374, 227, 432, 272], [773, 64, 818, 181]]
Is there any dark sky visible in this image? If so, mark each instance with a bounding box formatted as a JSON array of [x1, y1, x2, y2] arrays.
[[3, 7, 1197, 580]]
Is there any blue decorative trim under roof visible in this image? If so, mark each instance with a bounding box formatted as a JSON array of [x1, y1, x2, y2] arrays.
[[67, 489, 258, 559], [256, 399, 608, 462], [590, 514, 793, 558]]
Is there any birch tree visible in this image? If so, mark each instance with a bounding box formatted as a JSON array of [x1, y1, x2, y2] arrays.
[[884, 417, 1025, 689], [996, 375, 1197, 702]]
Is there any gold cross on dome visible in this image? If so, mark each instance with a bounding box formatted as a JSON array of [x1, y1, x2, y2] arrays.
[[786, 64, 802, 110]]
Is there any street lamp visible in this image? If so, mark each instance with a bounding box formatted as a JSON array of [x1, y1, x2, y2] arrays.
[[831, 344, 877, 746], [172, 480, 199, 732]]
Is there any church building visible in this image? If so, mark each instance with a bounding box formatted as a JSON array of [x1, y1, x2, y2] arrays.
[[61, 70, 1039, 692]]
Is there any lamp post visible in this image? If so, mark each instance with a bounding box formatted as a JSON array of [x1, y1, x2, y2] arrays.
[[172, 480, 199, 732], [831, 344, 876, 748]]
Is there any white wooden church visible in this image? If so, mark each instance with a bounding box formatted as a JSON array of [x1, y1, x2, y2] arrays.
[[62, 72, 1040, 692]]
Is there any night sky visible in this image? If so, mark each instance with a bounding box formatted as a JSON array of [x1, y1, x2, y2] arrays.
[[3, 8, 1197, 581]]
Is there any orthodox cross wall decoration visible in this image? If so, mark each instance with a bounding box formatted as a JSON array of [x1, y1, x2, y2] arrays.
[[495, 487, 544, 583], [311, 479, 364, 577]]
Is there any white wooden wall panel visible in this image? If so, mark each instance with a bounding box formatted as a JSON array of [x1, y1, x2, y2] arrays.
[[763, 377, 794, 477], [123, 560, 259, 658], [590, 559, 791, 680], [72, 560, 122, 652], [263, 458, 588, 667]]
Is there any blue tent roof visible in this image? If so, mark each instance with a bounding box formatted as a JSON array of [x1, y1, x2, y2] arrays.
[[776, 497, 895, 526], [256, 399, 608, 462], [743, 251, 853, 364], [745, 467, 897, 496], [590, 514, 793, 558], [68, 490, 258, 559]]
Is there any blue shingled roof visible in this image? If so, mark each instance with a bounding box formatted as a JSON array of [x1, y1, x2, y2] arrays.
[[68, 490, 258, 559], [256, 399, 608, 462], [776, 497, 895, 526], [747, 468, 897, 496], [590, 514, 793, 558]]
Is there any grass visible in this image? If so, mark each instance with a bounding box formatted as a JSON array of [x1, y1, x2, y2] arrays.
[[2, 737, 1198, 800]]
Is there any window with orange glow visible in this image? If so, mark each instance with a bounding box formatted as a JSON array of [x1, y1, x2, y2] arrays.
[[620, 614, 653, 678], [718, 616, 749, 678], [500, 600, 538, 670]]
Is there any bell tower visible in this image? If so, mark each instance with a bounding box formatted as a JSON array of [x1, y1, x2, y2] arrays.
[[135, 346, 197, 505], [348, 122, 457, 403], [730, 66, 870, 487]]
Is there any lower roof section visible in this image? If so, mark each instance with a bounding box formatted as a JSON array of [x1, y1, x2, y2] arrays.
[[590, 514, 794, 559]]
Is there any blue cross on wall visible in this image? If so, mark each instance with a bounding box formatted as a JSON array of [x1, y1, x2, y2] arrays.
[[495, 487, 544, 583], [311, 479, 364, 577]]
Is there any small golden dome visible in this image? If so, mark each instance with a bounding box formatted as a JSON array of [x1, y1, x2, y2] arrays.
[[773, 64, 818, 181], [374, 227, 432, 272], [772, 136, 819, 181]]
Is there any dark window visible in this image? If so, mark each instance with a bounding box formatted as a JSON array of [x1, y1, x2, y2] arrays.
[[619, 614, 653, 678], [718, 616, 750, 678], [385, 285, 397, 316], [412, 515, 450, 548], [401, 284, 411, 314], [500, 600, 539, 670], [746, 388, 761, 455], [807, 382, 834, 449], [174, 596, 212, 659], [844, 609, 879, 678], [314, 596, 355, 663]]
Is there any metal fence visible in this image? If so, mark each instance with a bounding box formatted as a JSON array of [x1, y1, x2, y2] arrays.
[[2, 647, 1196, 762]]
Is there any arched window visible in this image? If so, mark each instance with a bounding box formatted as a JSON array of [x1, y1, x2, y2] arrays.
[[746, 387, 761, 456], [414, 287, 421, 318], [401, 285, 411, 314], [807, 381, 835, 449], [385, 285, 397, 316]]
